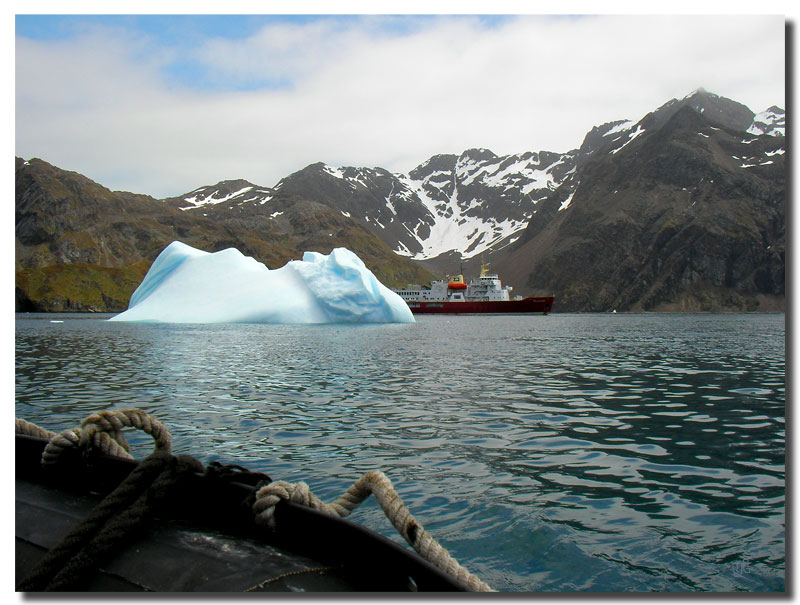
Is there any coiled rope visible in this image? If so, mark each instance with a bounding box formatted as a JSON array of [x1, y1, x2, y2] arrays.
[[16, 409, 493, 592]]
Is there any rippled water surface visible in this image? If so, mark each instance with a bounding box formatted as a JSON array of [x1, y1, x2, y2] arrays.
[[15, 313, 785, 592]]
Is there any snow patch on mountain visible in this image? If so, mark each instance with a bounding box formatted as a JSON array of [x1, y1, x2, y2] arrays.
[[323, 165, 346, 179], [395, 172, 531, 260], [559, 189, 576, 212], [467, 153, 564, 196], [747, 107, 785, 137], [605, 120, 636, 137], [610, 125, 645, 154], [183, 186, 254, 208]]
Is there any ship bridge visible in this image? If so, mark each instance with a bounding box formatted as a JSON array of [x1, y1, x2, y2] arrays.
[[465, 263, 511, 302]]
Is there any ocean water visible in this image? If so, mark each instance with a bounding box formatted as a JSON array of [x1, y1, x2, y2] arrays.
[[15, 312, 785, 592]]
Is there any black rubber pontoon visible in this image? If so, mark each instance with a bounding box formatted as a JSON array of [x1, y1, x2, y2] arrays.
[[16, 434, 470, 592]]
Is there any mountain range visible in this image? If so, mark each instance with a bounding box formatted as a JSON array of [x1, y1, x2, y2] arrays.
[[16, 88, 785, 313]]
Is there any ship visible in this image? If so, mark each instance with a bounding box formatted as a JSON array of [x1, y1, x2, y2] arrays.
[[392, 264, 554, 315]]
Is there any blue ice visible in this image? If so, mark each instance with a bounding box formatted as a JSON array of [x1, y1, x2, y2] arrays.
[[109, 241, 414, 324]]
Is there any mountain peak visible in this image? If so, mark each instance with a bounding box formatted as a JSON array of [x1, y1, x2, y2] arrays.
[[685, 87, 710, 99], [163, 178, 269, 210], [682, 88, 754, 130], [644, 88, 754, 133], [408, 154, 459, 179], [461, 148, 497, 161]]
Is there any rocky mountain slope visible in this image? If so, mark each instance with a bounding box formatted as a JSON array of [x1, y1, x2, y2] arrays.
[[272, 149, 577, 269], [496, 94, 785, 312], [15, 89, 784, 313], [263, 89, 785, 311], [15, 158, 435, 311]]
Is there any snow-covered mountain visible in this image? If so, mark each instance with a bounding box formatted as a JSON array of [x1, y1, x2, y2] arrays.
[[397, 149, 576, 259], [157, 89, 784, 310], [263, 148, 577, 265], [15, 90, 785, 313], [167, 148, 578, 267], [169, 89, 783, 275]]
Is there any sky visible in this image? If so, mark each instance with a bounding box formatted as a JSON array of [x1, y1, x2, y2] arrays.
[[13, 5, 789, 199]]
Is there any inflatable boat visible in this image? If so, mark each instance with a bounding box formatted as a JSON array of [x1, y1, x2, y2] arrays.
[[15, 428, 477, 592]]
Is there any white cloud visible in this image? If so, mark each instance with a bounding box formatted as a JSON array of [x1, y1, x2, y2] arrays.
[[15, 14, 786, 198]]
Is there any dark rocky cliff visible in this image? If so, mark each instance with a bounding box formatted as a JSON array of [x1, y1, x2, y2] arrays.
[[494, 105, 785, 312]]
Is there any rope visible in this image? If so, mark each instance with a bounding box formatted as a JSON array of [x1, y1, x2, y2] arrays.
[[21, 409, 173, 465], [17, 410, 493, 592], [17, 450, 203, 591], [253, 471, 494, 592], [16, 411, 180, 590], [15, 418, 56, 440]]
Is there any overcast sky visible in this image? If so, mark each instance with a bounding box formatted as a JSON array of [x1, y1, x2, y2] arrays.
[[14, 7, 788, 199]]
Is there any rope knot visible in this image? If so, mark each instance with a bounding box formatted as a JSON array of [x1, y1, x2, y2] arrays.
[[252, 480, 322, 529], [288, 481, 313, 506]]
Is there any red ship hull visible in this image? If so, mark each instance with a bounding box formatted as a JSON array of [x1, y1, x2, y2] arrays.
[[406, 296, 554, 315]]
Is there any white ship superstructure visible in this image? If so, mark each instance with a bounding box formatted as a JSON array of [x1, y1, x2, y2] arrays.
[[393, 264, 516, 304]]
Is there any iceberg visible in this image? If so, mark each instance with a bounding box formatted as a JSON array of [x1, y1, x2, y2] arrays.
[[109, 241, 414, 324]]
